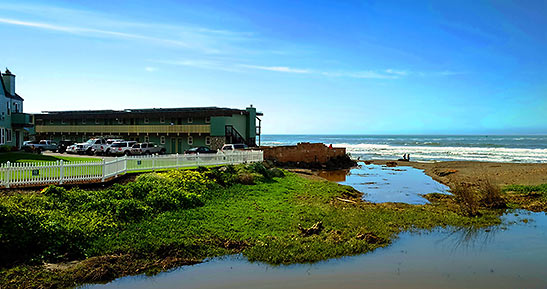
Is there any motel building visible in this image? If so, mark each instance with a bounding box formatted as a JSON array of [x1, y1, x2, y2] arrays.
[[0, 68, 34, 149], [33, 106, 262, 154]]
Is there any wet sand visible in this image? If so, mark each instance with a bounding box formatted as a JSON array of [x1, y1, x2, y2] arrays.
[[371, 160, 547, 188]]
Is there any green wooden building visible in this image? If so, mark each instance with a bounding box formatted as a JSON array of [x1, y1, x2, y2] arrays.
[[34, 106, 262, 153], [0, 68, 34, 149]]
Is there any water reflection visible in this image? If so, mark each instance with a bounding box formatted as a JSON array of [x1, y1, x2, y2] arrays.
[[323, 163, 450, 204], [317, 169, 349, 182], [86, 211, 547, 289]]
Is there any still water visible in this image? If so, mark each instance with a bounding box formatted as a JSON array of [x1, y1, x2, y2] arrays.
[[85, 211, 547, 289], [319, 163, 450, 204]]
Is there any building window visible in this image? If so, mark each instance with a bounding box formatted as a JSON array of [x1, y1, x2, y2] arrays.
[[205, 116, 211, 123], [144, 117, 149, 124], [61, 119, 66, 124], [205, 136, 211, 145], [160, 136, 165, 144], [187, 117, 193, 124], [6, 129, 11, 142], [14, 102, 19, 113], [144, 135, 149, 143], [117, 118, 123, 124], [49, 119, 54, 124], [187, 135, 193, 145], [82, 136, 87, 142], [82, 119, 86, 124], [160, 116, 165, 123], [6, 102, 10, 115], [1, 128, 5, 144], [95, 119, 100, 124]]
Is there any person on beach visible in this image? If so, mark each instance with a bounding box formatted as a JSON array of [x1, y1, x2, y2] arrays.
[[329, 144, 333, 149]]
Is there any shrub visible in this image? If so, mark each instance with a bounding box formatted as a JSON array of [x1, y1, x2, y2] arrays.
[[145, 186, 202, 212], [113, 199, 150, 222], [237, 172, 256, 185], [248, 162, 271, 179], [0, 145, 12, 152], [478, 179, 506, 209], [269, 168, 285, 178], [452, 183, 480, 217]]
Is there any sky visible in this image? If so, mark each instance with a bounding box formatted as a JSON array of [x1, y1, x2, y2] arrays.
[[1, 0, 546, 134]]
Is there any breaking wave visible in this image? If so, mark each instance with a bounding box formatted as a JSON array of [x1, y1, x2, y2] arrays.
[[335, 143, 547, 163]]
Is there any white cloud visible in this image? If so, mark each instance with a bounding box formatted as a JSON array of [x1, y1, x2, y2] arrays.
[[145, 67, 157, 72], [239, 64, 312, 74], [385, 69, 408, 76]]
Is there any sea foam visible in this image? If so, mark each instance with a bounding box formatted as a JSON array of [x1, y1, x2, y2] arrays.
[[335, 143, 547, 163]]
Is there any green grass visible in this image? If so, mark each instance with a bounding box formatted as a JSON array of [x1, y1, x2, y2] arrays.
[[0, 152, 99, 164], [502, 184, 547, 211], [0, 165, 504, 288], [503, 184, 547, 194]]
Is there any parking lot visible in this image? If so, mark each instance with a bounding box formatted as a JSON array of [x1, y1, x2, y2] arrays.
[[42, 151, 117, 161]]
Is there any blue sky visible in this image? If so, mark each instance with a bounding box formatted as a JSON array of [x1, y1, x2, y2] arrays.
[[1, 0, 545, 134]]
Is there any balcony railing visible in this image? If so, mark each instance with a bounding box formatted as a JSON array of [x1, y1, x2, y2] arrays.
[[35, 124, 211, 134], [11, 113, 34, 127]]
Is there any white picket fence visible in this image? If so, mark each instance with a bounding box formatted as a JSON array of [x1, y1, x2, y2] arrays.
[[0, 151, 263, 188]]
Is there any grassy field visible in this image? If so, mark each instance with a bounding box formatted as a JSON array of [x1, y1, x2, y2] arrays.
[[0, 152, 100, 164], [0, 163, 509, 289]]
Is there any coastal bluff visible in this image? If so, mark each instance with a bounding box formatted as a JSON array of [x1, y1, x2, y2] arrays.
[[259, 142, 355, 169]]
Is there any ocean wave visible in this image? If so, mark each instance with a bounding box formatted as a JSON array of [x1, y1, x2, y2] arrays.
[[333, 143, 547, 163]]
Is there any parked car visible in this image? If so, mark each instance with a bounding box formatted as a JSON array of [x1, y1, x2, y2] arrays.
[[184, 146, 217, 154], [102, 139, 125, 155], [74, 138, 107, 155], [109, 141, 137, 156], [66, 144, 78, 154], [22, 140, 39, 152], [221, 144, 248, 151], [27, 140, 58, 153], [130, 142, 166, 155], [57, 140, 75, 154]]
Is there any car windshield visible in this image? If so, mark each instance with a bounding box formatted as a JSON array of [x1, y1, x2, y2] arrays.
[[85, 139, 94, 144], [188, 148, 198, 151], [111, 143, 125, 147], [222, 146, 233, 150], [132, 144, 140, 148]]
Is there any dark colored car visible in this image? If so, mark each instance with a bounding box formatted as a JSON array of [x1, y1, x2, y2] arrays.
[[184, 146, 217, 154], [57, 140, 75, 154]]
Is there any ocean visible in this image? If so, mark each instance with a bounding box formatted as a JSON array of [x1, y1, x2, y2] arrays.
[[259, 135, 547, 163]]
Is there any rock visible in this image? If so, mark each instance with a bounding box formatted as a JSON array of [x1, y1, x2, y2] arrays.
[[356, 232, 385, 244], [298, 221, 324, 236], [386, 161, 397, 167], [437, 169, 458, 177]]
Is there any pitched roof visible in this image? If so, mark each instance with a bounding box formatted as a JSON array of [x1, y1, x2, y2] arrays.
[[0, 71, 24, 101]]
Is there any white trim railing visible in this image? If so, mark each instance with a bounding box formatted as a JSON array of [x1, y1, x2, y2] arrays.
[[0, 150, 263, 188]]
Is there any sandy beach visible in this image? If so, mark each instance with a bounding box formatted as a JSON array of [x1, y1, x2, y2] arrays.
[[371, 160, 547, 187]]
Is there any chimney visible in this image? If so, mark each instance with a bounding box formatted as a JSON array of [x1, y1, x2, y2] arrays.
[[2, 68, 15, 95]]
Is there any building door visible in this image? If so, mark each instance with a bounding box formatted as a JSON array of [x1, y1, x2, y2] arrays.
[[171, 138, 176, 153], [15, 131, 20, 149], [177, 138, 183, 153]]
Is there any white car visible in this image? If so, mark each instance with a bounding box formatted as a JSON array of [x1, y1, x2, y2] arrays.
[[74, 138, 107, 155], [221, 143, 248, 151], [66, 144, 78, 154], [103, 139, 125, 155], [130, 142, 166, 155], [109, 141, 137, 156]]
